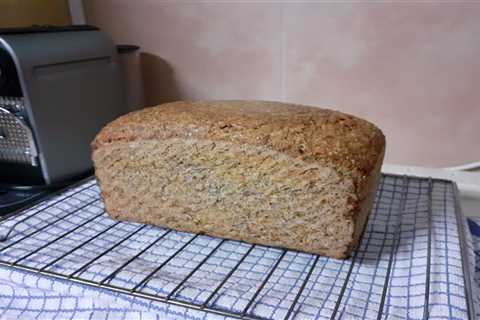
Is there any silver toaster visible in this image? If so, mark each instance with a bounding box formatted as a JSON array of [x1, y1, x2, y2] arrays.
[[0, 25, 127, 186]]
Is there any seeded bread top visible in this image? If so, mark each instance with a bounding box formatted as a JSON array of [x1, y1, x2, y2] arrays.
[[92, 100, 385, 198]]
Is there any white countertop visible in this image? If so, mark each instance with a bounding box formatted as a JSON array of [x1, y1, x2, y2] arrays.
[[382, 164, 480, 217]]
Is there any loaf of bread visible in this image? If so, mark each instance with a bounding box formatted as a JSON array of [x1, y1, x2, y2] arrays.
[[92, 101, 385, 258]]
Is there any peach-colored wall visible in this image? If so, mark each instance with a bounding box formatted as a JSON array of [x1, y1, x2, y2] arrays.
[[85, 1, 480, 168]]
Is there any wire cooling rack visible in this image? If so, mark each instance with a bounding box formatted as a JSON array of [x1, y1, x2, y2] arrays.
[[0, 174, 475, 320]]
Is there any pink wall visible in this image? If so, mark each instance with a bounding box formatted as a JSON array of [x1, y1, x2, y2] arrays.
[[85, 1, 480, 167]]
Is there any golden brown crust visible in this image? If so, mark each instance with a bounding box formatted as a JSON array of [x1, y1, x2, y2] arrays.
[[92, 100, 385, 195], [92, 100, 385, 258]]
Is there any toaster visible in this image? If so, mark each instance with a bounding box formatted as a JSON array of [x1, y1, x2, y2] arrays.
[[0, 25, 127, 186]]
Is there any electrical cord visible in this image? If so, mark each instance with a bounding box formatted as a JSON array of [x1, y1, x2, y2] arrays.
[[0, 176, 88, 207], [444, 161, 480, 172], [0, 193, 40, 208], [0, 183, 50, 192], [0, 176, 85, 193]]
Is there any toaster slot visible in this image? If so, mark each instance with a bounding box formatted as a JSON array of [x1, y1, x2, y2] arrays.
[[33, 56, 112, 79]]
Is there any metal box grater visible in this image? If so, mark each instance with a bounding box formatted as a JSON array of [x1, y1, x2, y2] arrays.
[[0, 96, 37, 166], [0, 25, 127, 186]]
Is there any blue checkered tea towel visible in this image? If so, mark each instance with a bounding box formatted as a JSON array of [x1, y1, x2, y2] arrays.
[[0, 175, 477, 319]]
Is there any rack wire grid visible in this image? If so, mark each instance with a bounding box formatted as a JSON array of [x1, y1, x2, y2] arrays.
[[0, 174, 476, 320]]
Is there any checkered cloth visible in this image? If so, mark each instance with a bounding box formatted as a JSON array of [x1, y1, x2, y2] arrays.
[[0, 175, 477, 319]]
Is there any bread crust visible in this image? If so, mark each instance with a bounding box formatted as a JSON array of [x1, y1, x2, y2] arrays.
[[92, 100, 385, 258]]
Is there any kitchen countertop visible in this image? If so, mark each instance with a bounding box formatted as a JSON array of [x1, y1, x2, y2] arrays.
[[461, 194, 480, 217], [382, 164, 480, 217]]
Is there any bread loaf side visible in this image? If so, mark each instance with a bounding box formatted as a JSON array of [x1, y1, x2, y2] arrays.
[[92, 101, 385, 258]]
